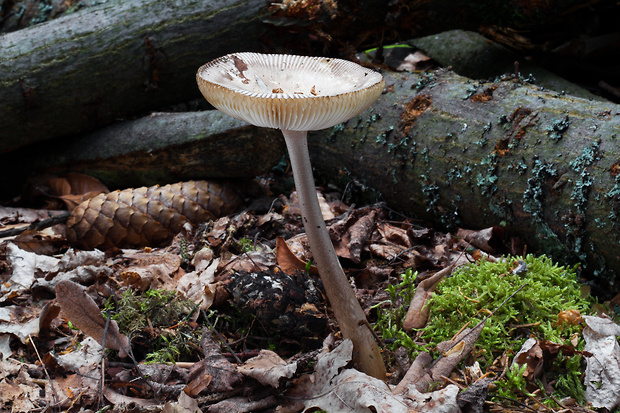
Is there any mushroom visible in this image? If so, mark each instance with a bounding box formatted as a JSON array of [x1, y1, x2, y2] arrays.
[[197, 53, 386, 379]]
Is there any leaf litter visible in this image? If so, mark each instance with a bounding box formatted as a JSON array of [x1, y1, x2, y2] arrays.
[[0, 174, 615, 412]]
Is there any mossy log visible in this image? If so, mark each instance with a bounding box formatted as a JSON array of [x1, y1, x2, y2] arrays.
[[0, 0, 267, 153], [308, 69, 620, 289]]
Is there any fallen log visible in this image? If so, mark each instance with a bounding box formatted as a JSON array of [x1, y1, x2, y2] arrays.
[[0, 0, 268, 152], [307, 68, 620, 289], [13, 67, 620, 288], [28, 111, 285, 189]]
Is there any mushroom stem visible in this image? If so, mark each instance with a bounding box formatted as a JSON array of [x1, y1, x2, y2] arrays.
[[281, 129, 386, 380]]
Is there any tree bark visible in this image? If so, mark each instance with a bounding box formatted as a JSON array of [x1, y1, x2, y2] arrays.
[[307, 68, 620, 289], [29, 111, 285, 189], [0, 0, 268, 153]]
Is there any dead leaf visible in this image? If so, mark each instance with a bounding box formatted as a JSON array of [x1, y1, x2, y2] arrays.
[[47, 172, 109, 210], [238, 350, 297, 388], [1, 243, 60, 303], [184, 371, 213, 397], [185, 331, 242, 395], [276, 236, 317, 275], [396, 50, 433, 71], [0, 380, 39, 412], [0, 358, 23, 379], [513, 337, 543, 381], [177, 257, 219, 310], [120, 251, 181, 291], [557, 309, 582, 327], [103, 387, 159, 407], [163, 391, 203, 413], [38, 301, 61, 335], [403, 263, 456, 330], [287, 190, 334, 221], [207, 396, 278, 413], [0, 306, 41, 344], [391, 351, 433, 395], [284, 340, 460, 413], [0, 206, 66, 225], [456, 226, 504, 254], [432, 324, 484, 383], [395, 322, 485, 394], [456, 377, 493, 413], [55, 280, 131, 358], [225, 250, 276, 274], [328, 207, 378, 263], [583, 315, 620, 410]]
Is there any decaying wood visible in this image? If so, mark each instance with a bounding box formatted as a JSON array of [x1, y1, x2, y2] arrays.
[[30, 111, 286, 189], [307, 68, 620, 287], [66, 180, 242, 250], [0, 0, 268, 152]]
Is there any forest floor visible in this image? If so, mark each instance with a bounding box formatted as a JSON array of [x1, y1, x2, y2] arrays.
[[0, 169, 616, 412]]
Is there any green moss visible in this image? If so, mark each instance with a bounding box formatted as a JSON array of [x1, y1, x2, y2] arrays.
[[376, 255, 594, 404], [106, 288, 200, 363], [373, 269, 424, 356], [423, 255, 590, 360], [109, 289, 192, 332], [495, 363, 534, 399]]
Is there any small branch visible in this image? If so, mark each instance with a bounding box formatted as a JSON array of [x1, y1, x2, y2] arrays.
[[29, 335, 62, 408], [0, 211, 71, 239]]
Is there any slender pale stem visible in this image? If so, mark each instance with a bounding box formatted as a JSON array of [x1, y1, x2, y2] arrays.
[[282, 129, 386, 379]]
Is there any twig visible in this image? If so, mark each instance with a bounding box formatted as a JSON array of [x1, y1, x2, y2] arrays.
[[489, 395, 539, 412], [202, 309, 242, 364], [99, 309, 112, 409], [29, 335, 62, 411], [0, 211, 71, 238]]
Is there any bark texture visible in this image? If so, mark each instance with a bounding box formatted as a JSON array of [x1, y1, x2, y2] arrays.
[[31, 111, 286, 189], [0, 0, 268, 152], [308, 69, 620, 288]]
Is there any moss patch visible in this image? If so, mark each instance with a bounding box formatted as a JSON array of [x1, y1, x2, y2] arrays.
[[422, 255, 591, 364], [377, 254, 596, 404]]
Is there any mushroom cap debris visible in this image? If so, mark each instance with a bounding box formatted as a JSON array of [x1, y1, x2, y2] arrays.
[[197, 53, 384, 131]]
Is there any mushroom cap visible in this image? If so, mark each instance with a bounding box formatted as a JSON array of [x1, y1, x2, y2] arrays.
[[196, 53, 384, 131]]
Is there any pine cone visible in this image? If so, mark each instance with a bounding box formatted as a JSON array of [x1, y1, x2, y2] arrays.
[[66, 181, 242, 250]]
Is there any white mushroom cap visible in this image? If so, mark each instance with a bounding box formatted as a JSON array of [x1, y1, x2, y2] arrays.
[[196, 53, 384, 131]]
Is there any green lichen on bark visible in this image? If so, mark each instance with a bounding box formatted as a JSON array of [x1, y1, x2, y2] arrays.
[[310, 68, 620, 289]]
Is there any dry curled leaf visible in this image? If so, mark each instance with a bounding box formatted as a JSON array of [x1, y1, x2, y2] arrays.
[[47, 172, 109, 210], [238, 350, 297, 388], [185, 331, 241, 395], [65, 180, 242, 250], [276, 236, 317, 275], [403, 263, 456, 330], [456, 226, 504, 254], [55, 280, 131, 358]]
